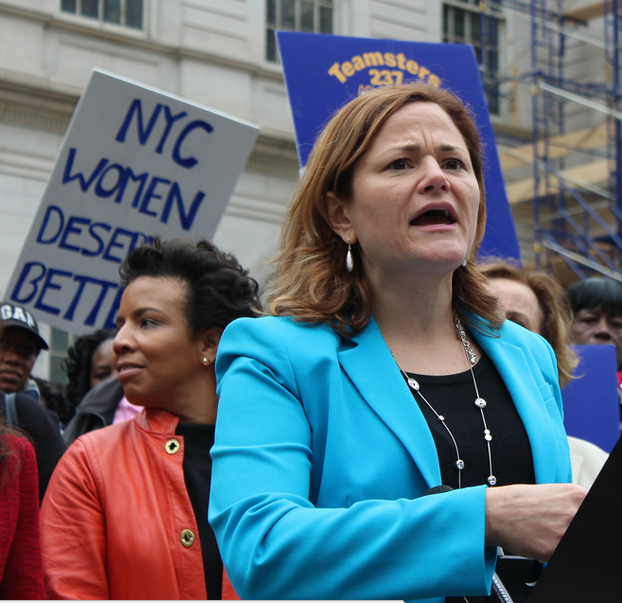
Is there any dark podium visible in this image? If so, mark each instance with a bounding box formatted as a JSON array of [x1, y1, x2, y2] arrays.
[[525, 435, 622, 602]]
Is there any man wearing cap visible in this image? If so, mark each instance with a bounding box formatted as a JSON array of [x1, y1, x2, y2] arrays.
[[0, 302, 49, 398], [0, 302, 66, 502]]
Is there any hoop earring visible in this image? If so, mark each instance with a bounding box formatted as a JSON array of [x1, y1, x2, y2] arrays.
[[345, 243, 354, 272]]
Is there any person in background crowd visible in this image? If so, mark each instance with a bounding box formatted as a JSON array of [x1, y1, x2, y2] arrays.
[[481, 261, 577, 388], [0, 302, 49, 399], [208, 83, 586, 602], [1, 387, 66, 504], [62, 375, 139, 445], [0, 307, 66, 503], [567, 276, 622, 419], [63, 328, 117, 411], [61, 329, 122, 433], [482, 260, 609, 488], [0, 385, 45, 598], [41, 238, 261, 599], [62, 378, 141, 445], [567, 276, 622, 370]]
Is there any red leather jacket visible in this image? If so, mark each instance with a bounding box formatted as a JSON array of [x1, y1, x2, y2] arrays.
[[41, 409, 237, 599]]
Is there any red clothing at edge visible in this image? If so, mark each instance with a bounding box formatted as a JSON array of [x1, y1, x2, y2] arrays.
[[40, 409, 237, 600], [0, 433, 44, 599]]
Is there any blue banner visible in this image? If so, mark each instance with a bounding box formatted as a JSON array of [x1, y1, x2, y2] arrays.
[[562, 345, 620, 453], [276, 31, 520, 260]]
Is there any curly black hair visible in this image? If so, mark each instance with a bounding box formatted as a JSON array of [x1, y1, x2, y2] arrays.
[[118, 238, 262, 337], [62, 328, 116, 420]]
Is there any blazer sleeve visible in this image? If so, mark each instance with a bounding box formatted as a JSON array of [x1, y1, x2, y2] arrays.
[[210, 317, 496, 603], [40, 438, 110, 600]]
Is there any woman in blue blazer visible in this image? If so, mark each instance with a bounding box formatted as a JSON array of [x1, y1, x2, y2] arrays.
[[209, 83, 587, 602]]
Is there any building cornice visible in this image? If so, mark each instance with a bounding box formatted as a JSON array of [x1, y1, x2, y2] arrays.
[[0, 75, 76, 133], [0, 75, 298, 180]]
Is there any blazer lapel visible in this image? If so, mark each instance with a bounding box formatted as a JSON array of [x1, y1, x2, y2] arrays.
[[339, 319, 561, 487], [475, 329, 560, 484], [338, 318, 442, 488]]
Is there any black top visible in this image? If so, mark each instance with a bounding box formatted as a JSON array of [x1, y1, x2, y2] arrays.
[[176, 422, 222, 600], [1, 391, 67, 503], [404, 350, 536, 489]]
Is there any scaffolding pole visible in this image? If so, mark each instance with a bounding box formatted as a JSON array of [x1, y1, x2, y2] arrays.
[[486, 0, 622, 279]]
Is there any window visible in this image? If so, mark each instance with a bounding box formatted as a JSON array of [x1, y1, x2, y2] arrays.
[[443, 0, 501, 114], [47, 328, 71, 385], [61, 0, 144, 30], [266, 0, 333, 62]]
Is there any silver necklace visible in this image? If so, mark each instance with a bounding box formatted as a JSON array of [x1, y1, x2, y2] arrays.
[[394, 312, 496, 489]]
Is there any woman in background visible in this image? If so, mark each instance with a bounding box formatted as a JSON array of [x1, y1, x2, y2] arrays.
[[64, 329, 117, 401], [481, 260, 577, 387], [61, 328, 117, 429], [482, 260, 609, 487], [41, 238, 260, 599]]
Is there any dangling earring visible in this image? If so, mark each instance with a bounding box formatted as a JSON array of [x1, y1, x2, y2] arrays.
[[345, 243, 354, 272], [461, 257, 468, 267], [202, 357, 210, 366]]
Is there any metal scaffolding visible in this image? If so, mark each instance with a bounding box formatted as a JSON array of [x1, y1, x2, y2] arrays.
[[483, 0, 622, 280]]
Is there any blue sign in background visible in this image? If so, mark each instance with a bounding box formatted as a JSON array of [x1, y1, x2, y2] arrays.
[[276, 31, 520, 261], [562, 345, 620, 453]]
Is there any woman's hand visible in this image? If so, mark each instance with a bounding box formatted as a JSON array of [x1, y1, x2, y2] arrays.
[[485, 483, 588, 562]]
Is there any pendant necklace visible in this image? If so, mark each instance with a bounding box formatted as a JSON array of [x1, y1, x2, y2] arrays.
[[394, 311, 496, 489]]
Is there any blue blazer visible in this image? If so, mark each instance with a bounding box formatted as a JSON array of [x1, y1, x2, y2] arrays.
[[210, 315, 572, 603]]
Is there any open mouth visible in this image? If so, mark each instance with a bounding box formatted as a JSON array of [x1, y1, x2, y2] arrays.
[[411, 208, 456, 227]]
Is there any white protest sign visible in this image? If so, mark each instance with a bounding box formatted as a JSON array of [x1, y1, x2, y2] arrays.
[[5, 69, 259, 334]]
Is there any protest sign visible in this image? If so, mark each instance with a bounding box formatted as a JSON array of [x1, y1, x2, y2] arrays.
[[276, 31, 520, 260], [5, 69, 259, 334]]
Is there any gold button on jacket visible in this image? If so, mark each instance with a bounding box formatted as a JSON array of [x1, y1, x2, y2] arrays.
[[180, 529, 195, 547], [165, 438, 180, 454]]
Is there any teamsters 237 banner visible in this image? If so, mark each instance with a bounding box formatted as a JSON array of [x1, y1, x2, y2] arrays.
[[276, 31, 520, 261]]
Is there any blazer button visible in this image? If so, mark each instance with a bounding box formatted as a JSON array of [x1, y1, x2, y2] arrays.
[[180, 529, 195, 547], [165, 438, 180, 454]]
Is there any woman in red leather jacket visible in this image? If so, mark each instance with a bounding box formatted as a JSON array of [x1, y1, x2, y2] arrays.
[[40, 238, 260, 600]]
